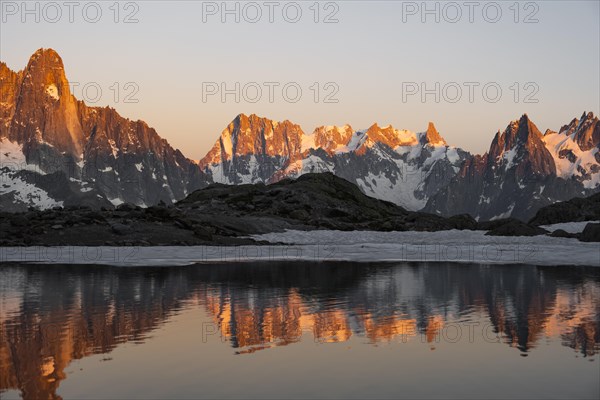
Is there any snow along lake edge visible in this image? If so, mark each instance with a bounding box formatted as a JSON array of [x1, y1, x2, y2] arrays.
[[0, 230, 598, 267]]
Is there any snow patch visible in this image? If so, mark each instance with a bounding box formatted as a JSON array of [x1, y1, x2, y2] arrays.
[[45, 84, 59, 100], [109, 197, 124, 206], [503, 148, 518, 169], [3, 230, 598, 267], [0, 138, 62, 209], [0, 172, 63, 209], [544, 131, 600, 188], [446, 147, 460, 164], [0, 138, 46, 174], [346, 130, 368, 152], [490, 203, 515, 220], [540, 221, 596, 234]]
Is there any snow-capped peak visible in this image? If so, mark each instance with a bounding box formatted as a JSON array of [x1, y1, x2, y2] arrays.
[[543, 111, 600, 188]]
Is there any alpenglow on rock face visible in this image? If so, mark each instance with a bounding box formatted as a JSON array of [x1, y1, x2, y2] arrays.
[[198, 113, 469, 211], [0, 48, 207, 211], [423, 113, 600, 220], [198, 112, 600, 219], [2, 49, 599, 220]]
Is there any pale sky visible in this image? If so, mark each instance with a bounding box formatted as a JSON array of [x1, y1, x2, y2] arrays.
[[1, 0, 598, 159]]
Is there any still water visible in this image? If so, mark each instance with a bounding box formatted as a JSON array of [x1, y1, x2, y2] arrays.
[[1, 262, 599, 399]]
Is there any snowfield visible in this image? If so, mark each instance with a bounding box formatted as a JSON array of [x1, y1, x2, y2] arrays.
[[544, 129, 600, 189], [0, 138, 63, 209], [540, 221, 593, 233], [0, 230, 598, 267]]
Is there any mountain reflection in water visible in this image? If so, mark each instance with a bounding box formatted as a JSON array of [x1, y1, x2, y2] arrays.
[[1, 262, 599, 399]]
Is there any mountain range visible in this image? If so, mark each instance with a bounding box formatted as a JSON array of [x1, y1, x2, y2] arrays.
[[0, 48, 204, 211], [1, 48, 599, 220]]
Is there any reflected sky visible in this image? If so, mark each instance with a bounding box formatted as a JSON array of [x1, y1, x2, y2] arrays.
[[1, 262, 599, 399]]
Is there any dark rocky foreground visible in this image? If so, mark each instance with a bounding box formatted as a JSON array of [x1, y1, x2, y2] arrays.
[[1, 173, 599, 246], [528, 192, 600, 225], [526, 192, 600, 242]]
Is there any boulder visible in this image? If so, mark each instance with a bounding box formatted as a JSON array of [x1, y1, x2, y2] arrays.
[[110, 223, 132, 235], [580, 223, 600, 242], [448, 214, 478, 230], [485, 220, 548, 237], [549, 229, 578, 239]]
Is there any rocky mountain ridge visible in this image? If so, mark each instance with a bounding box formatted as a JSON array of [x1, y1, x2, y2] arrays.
[[1, 48, 207, 211], [2, 48, 599, 221], [198, 113, 469, 211], [424, 113, 600, 220]]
